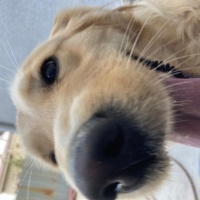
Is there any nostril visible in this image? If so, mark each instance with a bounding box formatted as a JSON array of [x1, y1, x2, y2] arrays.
[[104, 182, 119, 199], [93, 111, 107, 119], [103, 126, 124, 157]]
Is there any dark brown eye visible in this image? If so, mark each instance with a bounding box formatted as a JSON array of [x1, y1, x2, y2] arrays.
[[41, 57, 58, 85], [49, 151, 57, 165]]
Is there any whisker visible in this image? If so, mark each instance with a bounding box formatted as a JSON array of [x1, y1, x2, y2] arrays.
[[0, 39, 18, 71], [143, 51, 195, 83], [126, 14, 156, 69], [141, 52, 200, 86], [157, 53, 199, 76], [117, 15, 135, 67], [27, 167, 33, 200], [139, 19, 170, 60], [6, 36, 20, 68], [0, 77, 12, 85], [142, 69, 189, 93], [118, 15, 134, 57], [0, 64, 16, 74], [143, 38, 178, 60], [0, 76, 13, 91], [0, 38, 24, 82], [153, 74, 189, 88], [4, 37, 25, 79], [173, 58, 200, 72], [123, 17, 138, 59], [16, 159, 34, 197], [165, 54, 199, 66], [135, 34, 197, 82]]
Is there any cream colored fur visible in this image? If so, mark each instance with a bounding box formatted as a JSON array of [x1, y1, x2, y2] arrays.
[[11, 0, 200, 199]]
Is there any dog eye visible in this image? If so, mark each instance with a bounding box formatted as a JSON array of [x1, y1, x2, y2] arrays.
[[49, 151, 57, 165], [41, 58, 58, 85]]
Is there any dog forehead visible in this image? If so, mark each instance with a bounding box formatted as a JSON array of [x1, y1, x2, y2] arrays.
[[22, 29, 104, 72], [21, 38, 64, 70]]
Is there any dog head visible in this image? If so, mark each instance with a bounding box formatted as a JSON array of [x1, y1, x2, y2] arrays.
[[12, 6, 174, 200]]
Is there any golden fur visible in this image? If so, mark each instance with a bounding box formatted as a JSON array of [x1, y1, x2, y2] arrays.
[[11, 0, 200, 199]]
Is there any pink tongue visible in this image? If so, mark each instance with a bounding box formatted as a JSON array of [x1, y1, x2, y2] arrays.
[[164, 78, 200, 148]]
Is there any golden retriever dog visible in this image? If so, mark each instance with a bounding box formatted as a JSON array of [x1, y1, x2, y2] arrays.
[[11, 0, 200, 199]]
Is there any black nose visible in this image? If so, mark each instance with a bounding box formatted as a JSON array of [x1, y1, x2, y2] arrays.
[[71, 114, 154, 200]]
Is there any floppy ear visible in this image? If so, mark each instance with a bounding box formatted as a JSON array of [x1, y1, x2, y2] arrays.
[[50, 6, 143, 39], [50, 7, 95, 38]]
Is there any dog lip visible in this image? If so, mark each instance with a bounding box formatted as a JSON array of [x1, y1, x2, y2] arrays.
[[128, 53, 193, 78]]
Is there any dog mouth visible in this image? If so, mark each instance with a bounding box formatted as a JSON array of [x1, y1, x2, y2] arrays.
[[130, 54, 200, 147], [129, 54, 192, 78]]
